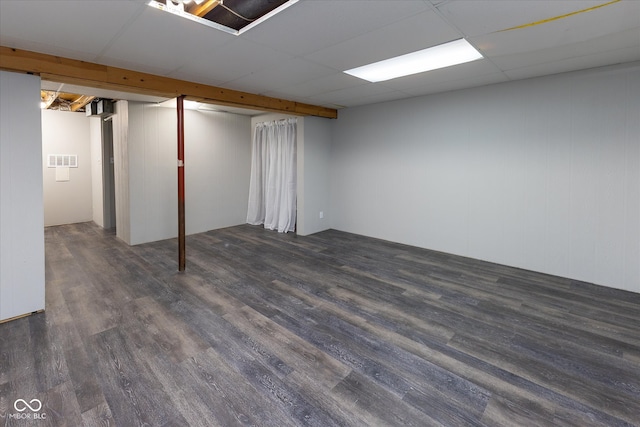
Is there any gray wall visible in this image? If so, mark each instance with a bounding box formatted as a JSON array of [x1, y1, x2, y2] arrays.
[[90, 116, 104, 228], [301, 116, 332, 235], [41, 109, 93, 226], [0, 71, 45, 321], [331, 63, 640, 293]]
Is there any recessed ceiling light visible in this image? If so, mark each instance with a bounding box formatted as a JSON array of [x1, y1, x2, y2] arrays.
[[344, 39, 483, 83]]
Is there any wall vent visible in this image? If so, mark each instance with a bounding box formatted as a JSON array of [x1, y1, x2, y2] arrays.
[[47, 154, 78, 168]]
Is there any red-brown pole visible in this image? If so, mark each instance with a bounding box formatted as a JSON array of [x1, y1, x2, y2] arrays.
[[177, 95, 186, 271]]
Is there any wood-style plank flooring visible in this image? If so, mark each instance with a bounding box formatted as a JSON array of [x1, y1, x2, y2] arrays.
[[1, 222, 639, 426]]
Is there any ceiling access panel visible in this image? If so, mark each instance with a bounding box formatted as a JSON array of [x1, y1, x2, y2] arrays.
[[204, 0, 289, 31]]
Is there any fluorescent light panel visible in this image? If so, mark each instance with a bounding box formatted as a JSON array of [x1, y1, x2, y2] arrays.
[[344, 39, 483, 83]]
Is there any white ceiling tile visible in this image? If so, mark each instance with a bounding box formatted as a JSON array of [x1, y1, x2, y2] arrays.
[[504, 47, 640, 81], [305, 10, 461, 71], [328, 90, 413, 109], [307, 82, 400, 105], [486, 27, 640, 71], [471, 1, 640, 58], [396, 72, 509, 98], [0, 36, 100, 63], [0, 0, 145, 61], [168, 38, 294, 86], [266, 73, 366, 98], [100, 6, 235, 75], [436, 0, 620, 37], [224, 58, 336, 94], [241, 0, 431, 56]]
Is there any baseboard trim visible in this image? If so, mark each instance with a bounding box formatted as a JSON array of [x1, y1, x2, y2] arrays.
[[0, 309, 44, 324]]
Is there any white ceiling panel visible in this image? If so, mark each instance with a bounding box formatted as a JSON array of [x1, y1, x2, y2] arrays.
[[393, 72, 510, 99], [224, 58, 336, 95], [304, 10, 461, 71], [266, 73, 366, 99], [504, 48, 640, 81], [436, 0, 618, 37], [100, 6, 235, 76], [0, 0, 145, 60], [0, 36, 102, 64], [324, 89, 413, 109], [488, 27, 640, 71], [241, 0, 431, 57], [168, 37, 294, 87], [471, 1, 640, 58], [306, 82, 401, 106]]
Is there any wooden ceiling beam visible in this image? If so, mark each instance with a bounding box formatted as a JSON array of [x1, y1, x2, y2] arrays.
[[0, 46, 337, 119], [188, 0, 221, 17]]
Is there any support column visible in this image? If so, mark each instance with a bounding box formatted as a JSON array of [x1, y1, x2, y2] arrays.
[[177, 95, 186, 271]]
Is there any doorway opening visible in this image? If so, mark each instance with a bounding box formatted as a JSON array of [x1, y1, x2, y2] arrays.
[[102, 117, 116, 231]]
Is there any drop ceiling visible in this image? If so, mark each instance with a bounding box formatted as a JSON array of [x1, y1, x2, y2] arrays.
[[1, 0, 639, 111]]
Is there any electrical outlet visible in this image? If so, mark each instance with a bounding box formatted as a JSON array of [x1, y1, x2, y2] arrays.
[[319, 211, 324, 219]]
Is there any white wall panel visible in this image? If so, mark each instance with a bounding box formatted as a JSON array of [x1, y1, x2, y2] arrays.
[[0, 71, 45, 321], [127, 103, 177, 245], [126, 103, 251, 245], [331, 63, 640, 293], [185, 110, 251, 235]]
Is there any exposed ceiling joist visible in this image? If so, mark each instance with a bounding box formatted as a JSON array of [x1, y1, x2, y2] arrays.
[[40, 90, 57, 110], [40, 90, 96, 112], [0, 46, 337, 119], [70, 94, 95, 112], [188, 0, 221, 17]]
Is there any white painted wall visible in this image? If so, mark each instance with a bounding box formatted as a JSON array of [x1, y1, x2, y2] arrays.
[[0, 71, 45, 321], [331, 63, 640, 293], [89, 116, 104, 227], [126, 102, 176, 245], [41, 109, 93, 226], [124, 102, 251, 245]]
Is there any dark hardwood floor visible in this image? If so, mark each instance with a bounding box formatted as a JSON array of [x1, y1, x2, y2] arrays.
[[1, 222, 639, 426]]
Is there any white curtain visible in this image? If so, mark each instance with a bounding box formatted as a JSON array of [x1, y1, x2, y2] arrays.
[[246, 118, 297, 233]]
